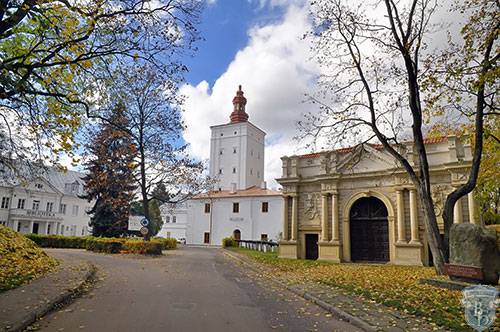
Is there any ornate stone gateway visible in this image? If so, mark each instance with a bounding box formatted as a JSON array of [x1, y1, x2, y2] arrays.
[[350, 197, 389, 262], [277, 136, 477, 266]]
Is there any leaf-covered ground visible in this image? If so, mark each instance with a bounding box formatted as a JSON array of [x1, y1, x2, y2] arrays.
[[228, 247, 500, 331], [0, 225, 58, 293]]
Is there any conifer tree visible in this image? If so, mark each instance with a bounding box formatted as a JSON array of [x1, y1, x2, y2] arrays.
[[82, 104, 137, 237]]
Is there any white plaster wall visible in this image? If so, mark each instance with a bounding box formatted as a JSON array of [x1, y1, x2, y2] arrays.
[[186, 196, 282, 246], [209, 122, 265, 191]]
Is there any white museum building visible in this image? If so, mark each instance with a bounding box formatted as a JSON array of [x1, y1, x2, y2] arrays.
[[178, 86, 283, 245], [0, 167, 92, 237]]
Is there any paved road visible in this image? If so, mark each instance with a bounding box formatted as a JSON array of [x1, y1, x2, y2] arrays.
[[36, 247, 359, 332]]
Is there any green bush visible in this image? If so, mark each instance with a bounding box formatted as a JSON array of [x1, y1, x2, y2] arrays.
[[222, 237, 234, 248], [25, 234, 89, 248], [123, 240, 163, 255], [86, 238, 124, 253], [154, 238, 177, 250]]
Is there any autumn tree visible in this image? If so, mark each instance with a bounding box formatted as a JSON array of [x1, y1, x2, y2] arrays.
[[423, 0, 499, 250], [0, 0, 203, 173], [303, 0, 477, 273], [107, 69, 204, 240], [81, 104, 137, 237]]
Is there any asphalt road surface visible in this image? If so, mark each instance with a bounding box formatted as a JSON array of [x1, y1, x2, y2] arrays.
[[36, 247, 359, 332]]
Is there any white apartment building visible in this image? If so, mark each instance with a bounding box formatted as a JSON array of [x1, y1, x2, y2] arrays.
[[0, 167, 92, 236]]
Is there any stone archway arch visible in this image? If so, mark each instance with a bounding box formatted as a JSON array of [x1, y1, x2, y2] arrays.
[[341, 190, 396, 262]]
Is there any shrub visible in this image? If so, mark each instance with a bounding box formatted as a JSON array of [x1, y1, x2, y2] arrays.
[[154, 238, 177, 250], [222, 237, 234, 248], [25, 234, 89, 248], [86, 238, 124, 253], [123, 240, 163, 255]]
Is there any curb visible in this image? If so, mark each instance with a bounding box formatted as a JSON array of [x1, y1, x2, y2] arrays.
[[219, 249, 378, 332], [3, 261, 96, 332]]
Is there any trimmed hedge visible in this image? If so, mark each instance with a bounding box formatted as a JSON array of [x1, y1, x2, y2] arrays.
[[222, 237, 234, 248], [86, 238, 125, 254], [25, 234, 89, 249], [23, 234, 176, 255], [123, 240, 163, 255], [154, 238, 177, 250]]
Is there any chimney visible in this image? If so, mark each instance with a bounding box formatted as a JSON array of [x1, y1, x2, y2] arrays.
[[230, 183, 237, 194], [260, 181, 267, 189]]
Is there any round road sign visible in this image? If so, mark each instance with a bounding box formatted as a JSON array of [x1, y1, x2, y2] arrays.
[[140, 218, 149, 227], [140, 226, 149, 235]]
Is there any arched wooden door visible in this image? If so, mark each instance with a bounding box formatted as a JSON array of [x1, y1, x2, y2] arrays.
[[233, 229, 241, 240], [350, 197, 389, 262]]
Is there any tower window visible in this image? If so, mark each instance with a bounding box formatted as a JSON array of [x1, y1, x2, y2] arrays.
[[221, 133, 224, 136], [234, 131, 237, 135], [204, 204, 210, 213], [262, 202, 269, 213], [219, 168, 223, 174], [219, 148, 224, 155], [233, 203, 239, 213], [232, 167, 236, 174], [233, 147, 237, 154]]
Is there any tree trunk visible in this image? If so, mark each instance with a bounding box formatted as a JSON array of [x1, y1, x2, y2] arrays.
[[418, 185, 446, 274]]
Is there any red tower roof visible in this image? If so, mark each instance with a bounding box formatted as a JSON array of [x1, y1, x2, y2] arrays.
[[230, 85, 249, 123]]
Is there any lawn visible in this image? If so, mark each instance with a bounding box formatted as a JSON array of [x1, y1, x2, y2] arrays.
[[227, 247, 500, 332]]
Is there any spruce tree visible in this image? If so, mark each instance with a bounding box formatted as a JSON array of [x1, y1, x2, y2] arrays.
[[82, 104, 137, 237]]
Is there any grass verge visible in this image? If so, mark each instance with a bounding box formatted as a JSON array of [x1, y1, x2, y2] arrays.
[[227, 247, 497, 331]]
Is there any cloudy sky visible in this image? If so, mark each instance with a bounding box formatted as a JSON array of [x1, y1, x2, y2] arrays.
[[180, 0, 319, 189]]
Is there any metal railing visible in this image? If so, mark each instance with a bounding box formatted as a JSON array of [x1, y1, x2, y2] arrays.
[[234, 239, 279, 253]]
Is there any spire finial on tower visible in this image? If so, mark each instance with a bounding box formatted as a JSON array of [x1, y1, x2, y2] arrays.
[[230, 84, 248, 123]]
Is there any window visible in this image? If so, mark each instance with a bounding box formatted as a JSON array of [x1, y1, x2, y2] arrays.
[[234, 131, 237, 135], [250, 169, 253, 175], [165, 216, 170, 223], [262, 202, 269, 213], [219, 148, 224, 155], [17, 199, 25, 209], [204, 232, 210, 244], [220, 133, 224, 137], [233, 147, 237, 154], [0, 221, 6, 226], [1, 197, 10, 209], [173, 216, 177, 223], [60, 204, 67, 215], [204, 203, 210, 213], [47, 224, 52, 235], [233, 202, 239, 213], [219, 168, 223, 175], [32, 200, 40, 211], [72, 205, 79, 216], [232, 167, 236, 174], [35, 183, 43, 189], [261, 234, 268, 241], [46, 202, 53, 212], [17, 223, 21, 232]]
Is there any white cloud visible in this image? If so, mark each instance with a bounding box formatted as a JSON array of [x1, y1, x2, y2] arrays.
[[180, 4, 320, 189]]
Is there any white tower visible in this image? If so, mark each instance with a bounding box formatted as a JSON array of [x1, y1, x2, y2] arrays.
[[209, 86, 266, 191]]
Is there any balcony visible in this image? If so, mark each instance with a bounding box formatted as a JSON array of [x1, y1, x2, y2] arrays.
[[9, 209, 64, 221]]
